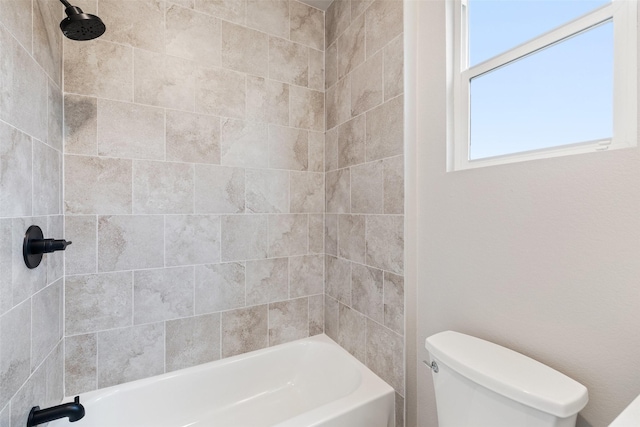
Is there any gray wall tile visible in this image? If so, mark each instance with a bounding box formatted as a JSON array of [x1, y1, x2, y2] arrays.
[[246, 258, 289, 305], [246, 169, 290, 213], [222, 305, 268, 358], [166, 313, 221, 372], [290, 1, 324, 50], [338, 214, 366, 263], [366, 319, 404, 393], [291, 172, 325, 213], [196, 68, 246, 119], [352, 263, 383, 323], [0, 300, 31, 410], [133, 160, 194, 214], [65, 215, 97, 275], [195, 165, 245, 213], [221, 215, 268, 261], [134, 267, 194, 324], [290, 255, 323, 297], [97, 323, 164, 388], [269, 297, 308, 346], [166, 4, 222, 68], [165, 215, 221, 266], [64, 95, 97, 155], [64, 334, 97, 396], [365, 215, 403, 274], [65, 272, 132, 336], [247, 0, 289, 38], [98, 216, 164, 272], [222, 22, 269, 77], [166, 110, 221, 164], [195, 263, 245, 314], [268, 214, 308, 257], [0, 121, 32, 217], [366, 95, 404, 161], [269, 37, 309, 87]]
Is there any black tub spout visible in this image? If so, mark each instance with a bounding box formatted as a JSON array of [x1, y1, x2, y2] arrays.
[[27, 396, 85, 426]]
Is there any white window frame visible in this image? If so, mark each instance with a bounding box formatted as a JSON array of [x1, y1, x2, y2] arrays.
[[449, 0, 638, 171]]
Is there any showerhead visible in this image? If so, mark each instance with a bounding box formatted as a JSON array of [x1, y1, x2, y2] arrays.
[[59, 1, 106, 41]]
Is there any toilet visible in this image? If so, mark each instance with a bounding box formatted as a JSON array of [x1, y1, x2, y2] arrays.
[[425, 331, 588, 427]]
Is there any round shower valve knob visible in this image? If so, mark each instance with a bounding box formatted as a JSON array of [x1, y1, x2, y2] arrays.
[[23, 225, 72, 269]]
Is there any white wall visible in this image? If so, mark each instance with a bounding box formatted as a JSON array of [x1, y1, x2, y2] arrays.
[[406, 1, 640, 426]]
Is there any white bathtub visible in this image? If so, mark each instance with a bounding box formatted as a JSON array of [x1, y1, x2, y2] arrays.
[[51, 334, 395, 427]]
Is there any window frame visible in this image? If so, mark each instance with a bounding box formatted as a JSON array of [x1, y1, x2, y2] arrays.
[[449, 0, 638, 171]]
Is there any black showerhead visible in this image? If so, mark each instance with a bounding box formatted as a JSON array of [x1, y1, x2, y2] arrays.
[[59, 0, 106, 41]]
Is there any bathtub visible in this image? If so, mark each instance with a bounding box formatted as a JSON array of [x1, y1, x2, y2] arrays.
[[50, 334, 395, 427]]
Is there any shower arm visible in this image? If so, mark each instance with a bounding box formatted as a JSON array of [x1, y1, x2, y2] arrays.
[[59, 0, 73, 8]]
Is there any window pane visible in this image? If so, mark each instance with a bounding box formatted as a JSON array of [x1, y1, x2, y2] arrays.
[[469, 22, 613, 160], [469, 0, 610, 66]]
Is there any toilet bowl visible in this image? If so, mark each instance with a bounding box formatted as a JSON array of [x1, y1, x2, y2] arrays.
[[425, 331, 588, 427]]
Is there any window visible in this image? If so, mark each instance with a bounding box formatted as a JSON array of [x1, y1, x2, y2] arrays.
[[449, 0, 637, 170]]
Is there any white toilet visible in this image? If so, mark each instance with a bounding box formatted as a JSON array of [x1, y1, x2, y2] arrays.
[[425, 331, 589, 427]]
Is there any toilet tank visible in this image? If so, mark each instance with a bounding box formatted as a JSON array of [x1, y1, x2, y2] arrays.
[[425, 331, 588, 427]]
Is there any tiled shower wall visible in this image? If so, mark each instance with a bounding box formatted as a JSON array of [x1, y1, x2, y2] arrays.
[[0, 0, 65, 426], [62, 0, 327, 394], [323, 0, 405, 426]]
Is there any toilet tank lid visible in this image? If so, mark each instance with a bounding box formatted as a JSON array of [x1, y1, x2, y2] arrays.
[[425, 331, 588, 418]]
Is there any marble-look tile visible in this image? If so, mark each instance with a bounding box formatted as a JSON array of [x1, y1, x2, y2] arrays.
[[247, 0, 289, 38], [220, 119, 268, 168], [395, 393, 405, 427], [195, 262, 245, 314], [9, 359, 45, 427], [166, 313, 221, 372], [0, 402, 8, 427], [365, 215, 403, 274], [0, 121, 31, 217], [269, 126, 308, 171], [290, 86, 324, 131], [64, 95, 97, 155], [351, 263, 383, 322], [309, 294, 324, 335], [222, 21, 268, 77], [246, 169, 289, 213], [221, 215, 268, 261], [290, 1, 324, 50], [338, 115, 366, 168], [134, 267, 194, 324], [325, 255, 350, 304], [65, 272, 132, 335], [246, 77, 289, 126], [325, 42, 337, 90], [165, 215, 221, 266], [309, 214, 324, 253], [47, 216, 65, 283], [170, 0, 195, 8], [99, 0, 165, 53], [269, 37, 308, 87], [194, 165, 245, 213], [65, 216, 97, 275], [0, 0, 32, 51], [64, 39, 133, 102], [97, 323, 164, 388], [308, 131, 324, 173], [351, 51, 383, 116], [0, 25, 47, 142], [45, 337, 64, 407], [366, 0, 403, 57], [384, 155, 404, 214], [269, 298, 308, 346], [64, 155, 132, 215], [98, 215, 164, 272], [338, 303, 366, 363], [268, 214, 308, 258], [97, 99, 165, 160], [196, 67, 245, 119], [338, 214, 366, 263], [366, 95, 403, 161], [166, 110, 220, 164], [384, 271, 404, 335], [134, 49, 196, 111], [290, 255, 323, 297], [290, 172, 324, 213], [166, 4, 221, 68], [351, 160, 384, 214], [325, 168, 350, 214], [324, 214, 338, 256], [337, 14, 365, 79], [32, 281, 63, 371], [246, 258, 288, 305], [0, 300, 31, 410], [33, 0, 62, 86], [65, 334, 97, 396], [384, 34, 404, 100], [133, 160, 194, 214], [32, 141, 60, 216], [325, 127, 338, 172], [325, 0, 350, 47], [325, 75, 350, 130], [195, 0, 246, 25], [366, 319, 404, 393], [351, 0, 375, 19], [47, 79, 63, 151], [309, 48, 324, 91], [324, 295, 339, 340], [221, 305, 268, 358]]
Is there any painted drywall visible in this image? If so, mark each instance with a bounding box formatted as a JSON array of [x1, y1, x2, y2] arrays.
[[407, 1, 640, 426]]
